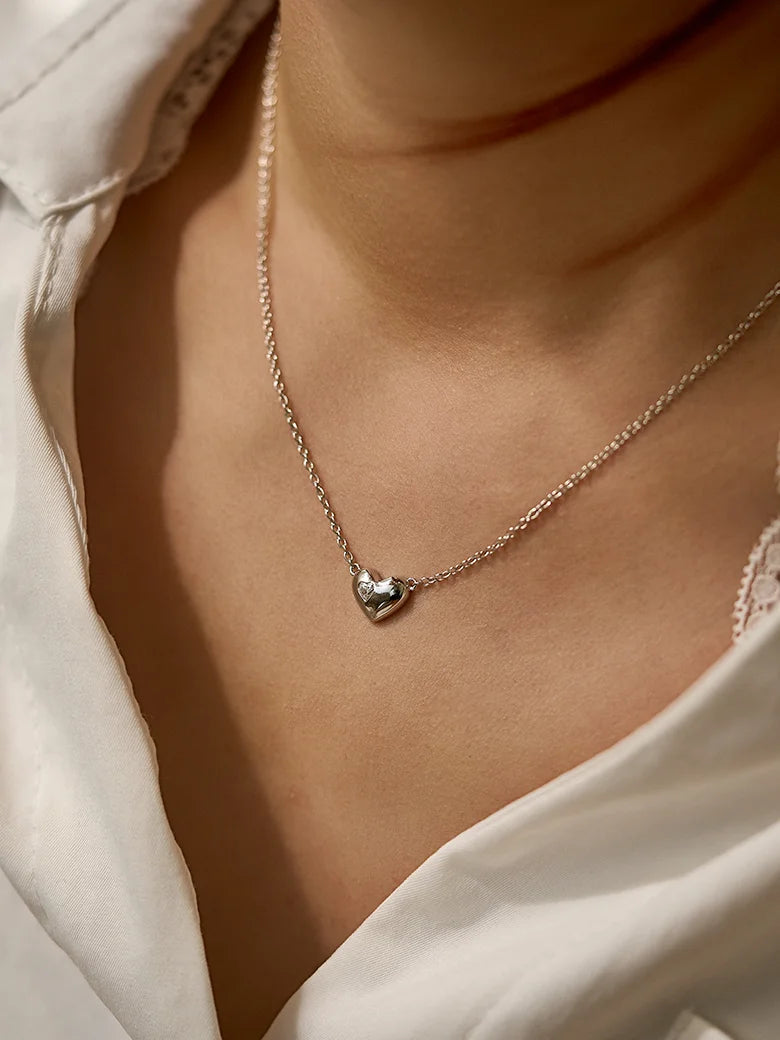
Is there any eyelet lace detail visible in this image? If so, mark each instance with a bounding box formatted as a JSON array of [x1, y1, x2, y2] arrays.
[[733, 440, 780, 642], [128, 0, 273, 195]]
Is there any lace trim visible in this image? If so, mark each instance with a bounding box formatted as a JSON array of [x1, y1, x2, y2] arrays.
[[732, 439, 780, 643], [128, 0, 273, 195]]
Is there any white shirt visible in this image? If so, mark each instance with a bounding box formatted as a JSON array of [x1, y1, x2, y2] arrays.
[[1, 3, 779, 1038]]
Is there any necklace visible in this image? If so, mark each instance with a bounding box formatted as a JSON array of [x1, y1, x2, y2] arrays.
[[256, 20, 780, 623]]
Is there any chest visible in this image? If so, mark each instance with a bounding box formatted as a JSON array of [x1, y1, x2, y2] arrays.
[[72, 184, 780, 1039]]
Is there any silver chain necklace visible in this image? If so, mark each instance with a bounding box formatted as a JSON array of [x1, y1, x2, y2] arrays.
[[256, 20, 780, 622]]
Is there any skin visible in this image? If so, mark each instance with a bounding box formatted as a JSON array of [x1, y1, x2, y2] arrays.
[[75, 1, 780, 1036]]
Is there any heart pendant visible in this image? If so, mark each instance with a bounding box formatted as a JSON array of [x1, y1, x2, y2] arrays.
[[352, 568, 410, 622]]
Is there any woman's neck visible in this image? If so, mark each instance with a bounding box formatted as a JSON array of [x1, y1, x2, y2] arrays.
[[274, 0, 780, 346]]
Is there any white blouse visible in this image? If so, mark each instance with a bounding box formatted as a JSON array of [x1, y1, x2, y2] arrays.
[[1, 3, 779, 1039]]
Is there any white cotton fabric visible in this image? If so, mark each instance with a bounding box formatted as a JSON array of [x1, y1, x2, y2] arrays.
[[667, 1013, 739, 1040], [0, 3, 779, 1039]]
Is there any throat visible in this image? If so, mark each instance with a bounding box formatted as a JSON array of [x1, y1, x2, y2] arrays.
[[272, 0, 780, 342]]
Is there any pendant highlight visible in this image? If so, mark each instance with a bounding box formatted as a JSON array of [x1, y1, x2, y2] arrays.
[[352, 568, 410, 622]]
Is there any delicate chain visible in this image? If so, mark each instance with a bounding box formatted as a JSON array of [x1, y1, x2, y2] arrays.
[[256, 20, 780, 592], [256, 23, 360, 576]]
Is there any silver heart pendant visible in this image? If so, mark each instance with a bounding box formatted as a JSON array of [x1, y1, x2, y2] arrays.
[[352, 568, 410, 622]]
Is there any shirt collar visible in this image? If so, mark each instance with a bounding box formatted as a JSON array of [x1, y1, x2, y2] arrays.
[[0, 0, 272, 217]]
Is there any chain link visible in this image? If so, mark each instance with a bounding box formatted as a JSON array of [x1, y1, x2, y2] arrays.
[[257, 20, 780, 593], [256, 23, 360, 576]]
